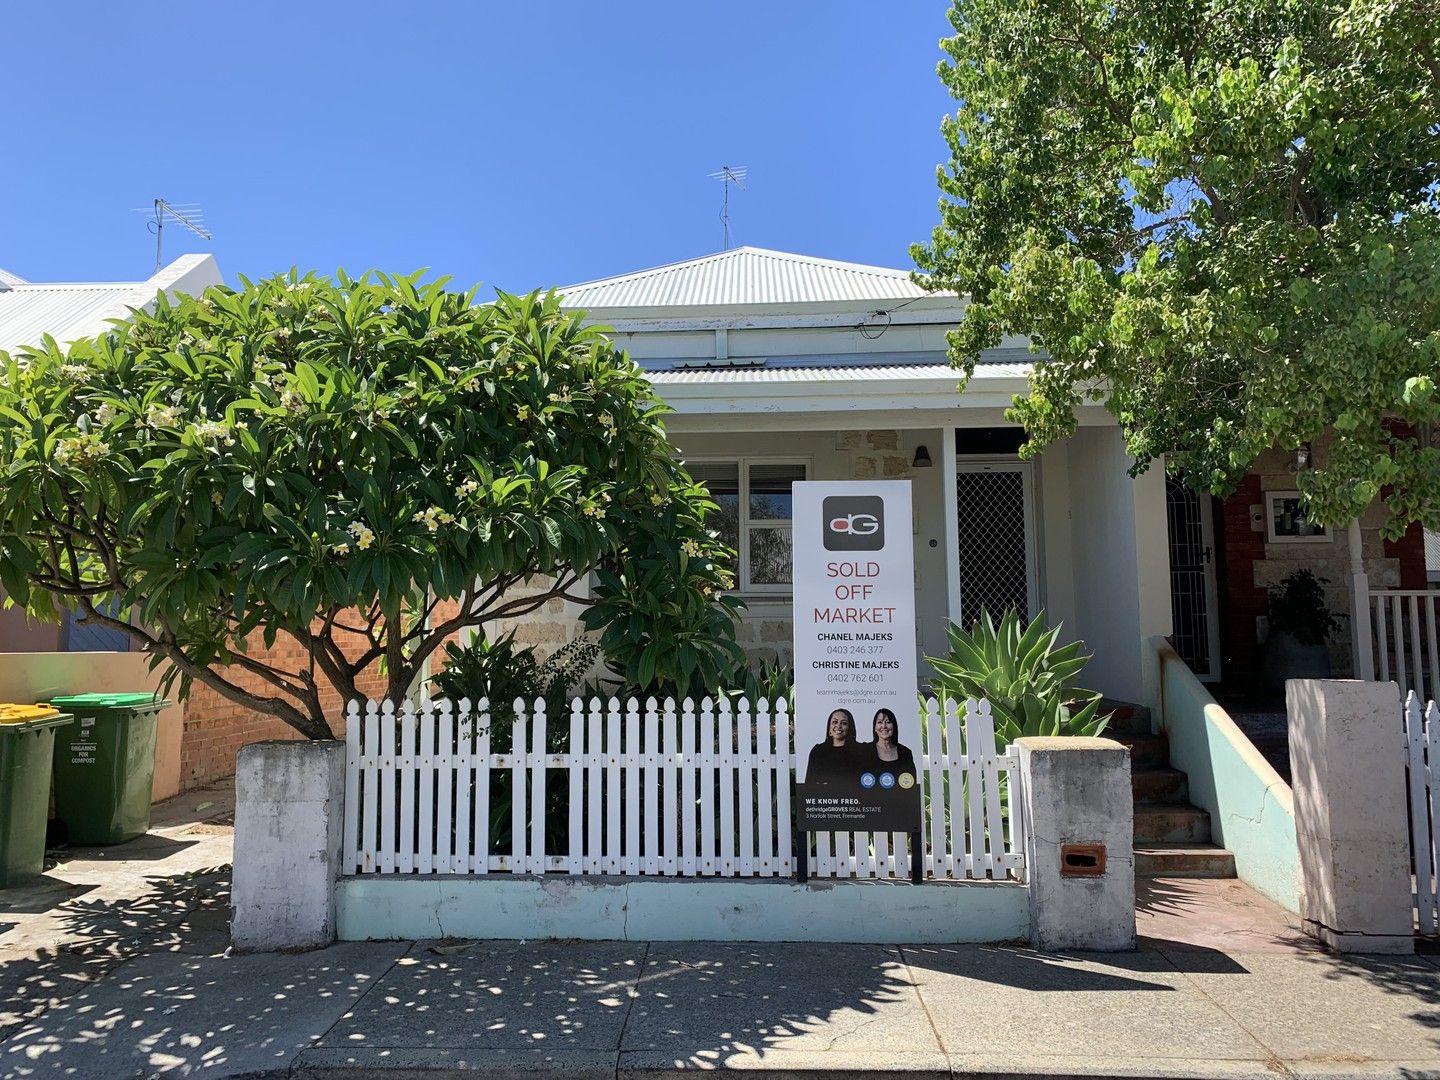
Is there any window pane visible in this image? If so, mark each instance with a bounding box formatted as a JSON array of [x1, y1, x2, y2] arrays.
[[749, 463, 805, 521], [688, 462, 740, 578], [749, 526, 793, 585]]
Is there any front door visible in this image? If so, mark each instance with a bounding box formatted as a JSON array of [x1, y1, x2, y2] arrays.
[[955, 460, 1038, 627], [1165, 477, 1222, 681]]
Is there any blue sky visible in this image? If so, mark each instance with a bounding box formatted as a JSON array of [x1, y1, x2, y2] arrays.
[[2, 2, 958, 295]]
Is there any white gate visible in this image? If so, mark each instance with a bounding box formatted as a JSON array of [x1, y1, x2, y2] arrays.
[[1403, 692, 1439, 935], [342, 695, 1024, 882]]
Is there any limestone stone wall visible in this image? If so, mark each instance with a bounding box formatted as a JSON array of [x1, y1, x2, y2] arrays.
[[486, 428, 931, 681]]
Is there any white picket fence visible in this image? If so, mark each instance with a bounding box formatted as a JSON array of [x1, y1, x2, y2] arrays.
[[342, 695, 1024, 882], [1403, 692, 1440, 935], [1373, 590, 1440, 703]]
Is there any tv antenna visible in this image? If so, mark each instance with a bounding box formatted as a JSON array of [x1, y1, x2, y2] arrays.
[[708, 165, 746, 250], [131, 199, 213, 272]]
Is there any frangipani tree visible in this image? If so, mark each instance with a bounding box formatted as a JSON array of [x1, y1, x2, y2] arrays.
[[915, 0, 1440, 534], [0, 273, 741, 739]]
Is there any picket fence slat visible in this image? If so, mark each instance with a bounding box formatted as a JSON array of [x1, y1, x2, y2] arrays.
[[663, 698, 680, 876], [342, 693, 1025, 885], [1404, 693, 1439, 936], [643, 699, 659, 876], [1426, 701, 1440, 933], [776, 700, 793, 874], [624, 698, 641, 876], [343, 701, 361, 874]]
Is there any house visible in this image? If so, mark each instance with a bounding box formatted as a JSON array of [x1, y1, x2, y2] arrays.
[[0, 254, 246, 796], [497, 247, 1176, 705]]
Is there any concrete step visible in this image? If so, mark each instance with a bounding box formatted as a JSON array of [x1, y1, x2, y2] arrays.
[[1135, 843, 1237, 878], [1134, 804, 1212, 844], [1100, 699, 1152, 736], [1112, 732, 1168, 769], [1132, 767, 1189, 805]]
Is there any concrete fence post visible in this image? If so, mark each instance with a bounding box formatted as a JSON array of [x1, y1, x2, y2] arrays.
[[1016, 736, 1135, 951], [231, 739, 346, 951], [1286, 679, 1412, 953]]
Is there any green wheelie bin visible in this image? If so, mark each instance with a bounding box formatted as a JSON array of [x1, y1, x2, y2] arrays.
[[47, 693, 172, 845], [0, 705, 74, 887]]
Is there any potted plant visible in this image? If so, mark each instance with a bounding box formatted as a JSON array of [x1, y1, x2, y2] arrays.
[[1262, 569, 1343, 693]]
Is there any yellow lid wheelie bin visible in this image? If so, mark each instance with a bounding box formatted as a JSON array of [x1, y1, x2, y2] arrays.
[[0, 705, 74, 887]]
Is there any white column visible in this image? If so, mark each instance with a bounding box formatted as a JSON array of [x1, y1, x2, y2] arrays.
[[232, 739, 346, 951], [1287, 679, 1412, 953], [941, 426, 961, 625], [1348, 519, 1375, 680], [1016, 736, 1136, 951]]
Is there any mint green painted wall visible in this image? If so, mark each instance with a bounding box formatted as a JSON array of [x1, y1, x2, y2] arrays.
[[337, 876, 1029, 944], [1150, 638, 1299, 912]]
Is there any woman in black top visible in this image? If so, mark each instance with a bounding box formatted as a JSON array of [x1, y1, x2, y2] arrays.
[[805, 708, 860, 785], [865, 707, 915, 777]]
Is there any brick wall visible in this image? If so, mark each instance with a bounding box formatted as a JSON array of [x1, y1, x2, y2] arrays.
[[178, 624, 391, 791], [1213, 439, 1428, 694]]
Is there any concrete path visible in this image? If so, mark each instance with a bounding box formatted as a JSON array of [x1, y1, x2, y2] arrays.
[[3, 785, 1440, 1079]]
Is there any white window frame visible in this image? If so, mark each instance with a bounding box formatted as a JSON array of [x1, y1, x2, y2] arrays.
[[687, 455, 810, 596]]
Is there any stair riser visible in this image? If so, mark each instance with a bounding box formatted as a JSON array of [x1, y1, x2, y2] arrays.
[[1136, 851, 1237, 878], [1132, 771, 1188, 804], [1134, 813, 1212, 844], [1099, 700, 1152, 736], [1119, 738, 1168, 769]]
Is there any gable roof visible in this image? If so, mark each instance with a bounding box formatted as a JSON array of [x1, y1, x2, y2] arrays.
[[557, 247, 942, 311], [0, 254, 223, 355]]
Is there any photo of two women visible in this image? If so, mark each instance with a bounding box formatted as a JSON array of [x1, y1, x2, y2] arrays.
[[804, 706, 915, 787]]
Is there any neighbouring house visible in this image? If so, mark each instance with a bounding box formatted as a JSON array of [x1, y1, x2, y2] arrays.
[[0, 254, 267, 795], [488, 247, 1176, 706], [1169, 446, 1431, 698]]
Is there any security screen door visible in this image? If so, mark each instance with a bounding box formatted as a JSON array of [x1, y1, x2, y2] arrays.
[[1165, 477, 1222, 681], [955, 461, 1038, 627]]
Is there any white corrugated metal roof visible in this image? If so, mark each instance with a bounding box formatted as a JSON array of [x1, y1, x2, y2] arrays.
[[0, 255, 223, 355], [558, 247, 943, 310], [646, 362, 1030, 385], [0, 283, 146, 353], [0, 268, 28, 289]]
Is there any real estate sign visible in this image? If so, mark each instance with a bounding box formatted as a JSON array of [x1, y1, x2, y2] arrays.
[[792, 480, 921, 832]]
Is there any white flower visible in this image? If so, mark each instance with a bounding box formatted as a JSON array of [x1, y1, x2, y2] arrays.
[[54, 434, 109, 467], [331, 541, 350, 555], [95, 403, 118, 426], [60, 364, 89, 382], [681, 539, 702, 557], [192, 418, 236, 447], [145, 403, 182, 429], [455, 478, 480, 498], [347, 521, 375, 550], [412, 507, 455, 533]]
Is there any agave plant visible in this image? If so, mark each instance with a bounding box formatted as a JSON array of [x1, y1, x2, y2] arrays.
[[925, 607, 1109, 747]]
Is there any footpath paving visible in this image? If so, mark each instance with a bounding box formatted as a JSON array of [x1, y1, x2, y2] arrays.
[[2, 786, 1439, 1080]]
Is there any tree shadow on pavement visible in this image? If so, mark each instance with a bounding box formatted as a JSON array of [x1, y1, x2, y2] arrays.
[[0, 939, 404, 1079], [0, 867, 233, 1048], [1292, 947, 1440, 1029]]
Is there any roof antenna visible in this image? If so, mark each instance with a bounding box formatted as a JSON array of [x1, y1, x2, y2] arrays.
[[708, 166, 746, 250], [131, 199, 213, 273]]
